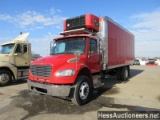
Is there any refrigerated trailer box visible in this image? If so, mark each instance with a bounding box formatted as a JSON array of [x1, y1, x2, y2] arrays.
[[28, 14, 134, 105], [99, 17, 134, 68]]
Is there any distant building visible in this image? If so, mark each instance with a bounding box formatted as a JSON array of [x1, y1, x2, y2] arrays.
[[32, 54, 41, 61]]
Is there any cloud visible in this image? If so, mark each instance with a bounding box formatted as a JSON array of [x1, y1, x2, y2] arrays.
[[130, 8, 160, 57], [135, 41, 160, 57], [29, 32, 59, 56], [0, 8, 65, 56], [0, 14, 12, 21], [0, 9, 66, 29], [0, 8, 66, 56], [131, 10, 160, 30]]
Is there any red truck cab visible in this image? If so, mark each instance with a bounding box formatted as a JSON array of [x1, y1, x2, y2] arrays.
[[28, 14, 134, 105], [28, 34, 102, 105]]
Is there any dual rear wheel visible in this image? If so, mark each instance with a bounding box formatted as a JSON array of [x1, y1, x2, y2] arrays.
[[116, 66, 130, 81]]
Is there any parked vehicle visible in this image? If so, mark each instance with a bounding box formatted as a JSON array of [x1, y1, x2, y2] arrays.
[[0, 33, 31, 86], [28, 14, 134, 105], [133, 59, 140, 65], [146, 58, 155, 64]]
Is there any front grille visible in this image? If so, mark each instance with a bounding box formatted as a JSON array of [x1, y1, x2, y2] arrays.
[[66, 15, 85, 30], [30, 65, 52, 77]]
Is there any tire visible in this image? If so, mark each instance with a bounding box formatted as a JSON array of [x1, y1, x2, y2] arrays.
[[71, 76, 92, 105], [120, 67, 129, 81], [116, 68, 122, 80], [0, 70, 12, 86]]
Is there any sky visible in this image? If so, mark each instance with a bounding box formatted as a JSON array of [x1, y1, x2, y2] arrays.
[[0, 0, 160, 57]]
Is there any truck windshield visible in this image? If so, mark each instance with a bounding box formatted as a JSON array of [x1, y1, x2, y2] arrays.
[[50, 37, 86, 55], [0, 44, 15, 54]]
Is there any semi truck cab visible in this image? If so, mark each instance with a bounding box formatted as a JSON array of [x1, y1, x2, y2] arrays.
[[0, 33, 31, 86]]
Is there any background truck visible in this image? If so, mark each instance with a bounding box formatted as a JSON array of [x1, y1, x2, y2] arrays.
[[0, 33, 31, 86], [28, 14, 134, 105]]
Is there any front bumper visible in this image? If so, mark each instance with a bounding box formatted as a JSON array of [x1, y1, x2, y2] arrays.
[[27, 79, 71, 97]]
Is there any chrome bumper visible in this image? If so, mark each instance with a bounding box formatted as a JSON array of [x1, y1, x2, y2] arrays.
[[27, 79, 71, 97]]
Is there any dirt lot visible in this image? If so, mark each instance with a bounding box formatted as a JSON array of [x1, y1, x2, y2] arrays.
[[0, 66, 160, 120]]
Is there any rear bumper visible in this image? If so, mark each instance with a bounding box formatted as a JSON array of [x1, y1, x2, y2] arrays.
[[27, 79, 71, 97]]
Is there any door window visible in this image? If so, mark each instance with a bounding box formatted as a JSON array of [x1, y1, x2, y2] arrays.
[[23, 45, 27, 53], [15, 44, 21, 53], [89, 39, 97, 54]]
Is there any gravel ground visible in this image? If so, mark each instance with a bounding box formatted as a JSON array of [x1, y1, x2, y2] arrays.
[[0, 65, 160, 120]]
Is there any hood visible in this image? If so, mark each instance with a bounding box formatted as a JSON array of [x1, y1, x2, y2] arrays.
[[0, 54, 9, 62], [31, 54, 75, 67]]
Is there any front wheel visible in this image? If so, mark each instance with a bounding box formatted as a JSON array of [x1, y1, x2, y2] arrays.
[[71, 76, 92, 105], [0, 70, 12, 86]]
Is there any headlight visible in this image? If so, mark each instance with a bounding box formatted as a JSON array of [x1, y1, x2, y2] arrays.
[[56, 69, 75, 77]]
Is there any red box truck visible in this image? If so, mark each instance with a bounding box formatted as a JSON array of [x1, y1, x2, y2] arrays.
[[28, 14, 134, 105]]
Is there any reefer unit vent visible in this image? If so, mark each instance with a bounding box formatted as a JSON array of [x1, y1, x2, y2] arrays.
[[64, 14, 99, 32]]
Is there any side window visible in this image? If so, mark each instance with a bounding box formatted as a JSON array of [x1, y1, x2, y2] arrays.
[[15, 44, 21, 53], [89, 39, 97, 54], [15, 44, 28, 53], [23, 45, 27, 53]]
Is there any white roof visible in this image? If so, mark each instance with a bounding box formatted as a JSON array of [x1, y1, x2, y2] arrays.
[[1, 33, 30, 45], [12, 33, 29, 42]]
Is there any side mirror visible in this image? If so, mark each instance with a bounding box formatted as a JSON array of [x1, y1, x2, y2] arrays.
[[74, 51, 80, 61], [50, 41, 54, 49], [99, 39, 103, 54]]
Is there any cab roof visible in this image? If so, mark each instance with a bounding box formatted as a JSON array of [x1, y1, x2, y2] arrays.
[[1, 33, 29, 45]]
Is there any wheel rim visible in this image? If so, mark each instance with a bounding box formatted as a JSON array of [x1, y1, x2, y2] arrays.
[[125, 68, 128, 79], [79, 82, 89, 100], [0, 73, 9, 84]]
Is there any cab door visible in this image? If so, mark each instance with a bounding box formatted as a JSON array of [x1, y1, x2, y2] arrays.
[[14, 43, 29, 67], [87, 39, 101, 73]]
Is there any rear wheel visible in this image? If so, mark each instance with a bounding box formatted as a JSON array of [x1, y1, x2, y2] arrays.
[[0, 70, 12, 86], [71, 76, 92, 105], [116, 68, 122, 80], [121, 66, 129, 81], [116, 66, 129, 81]]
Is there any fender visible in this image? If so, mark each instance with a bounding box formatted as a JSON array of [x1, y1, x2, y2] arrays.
[[76, 62, 92, 77], [49, 60, 92, 84], [76, 64, 93, 84], [0, 61, 18, 79], [72, 61, 93, 84]]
